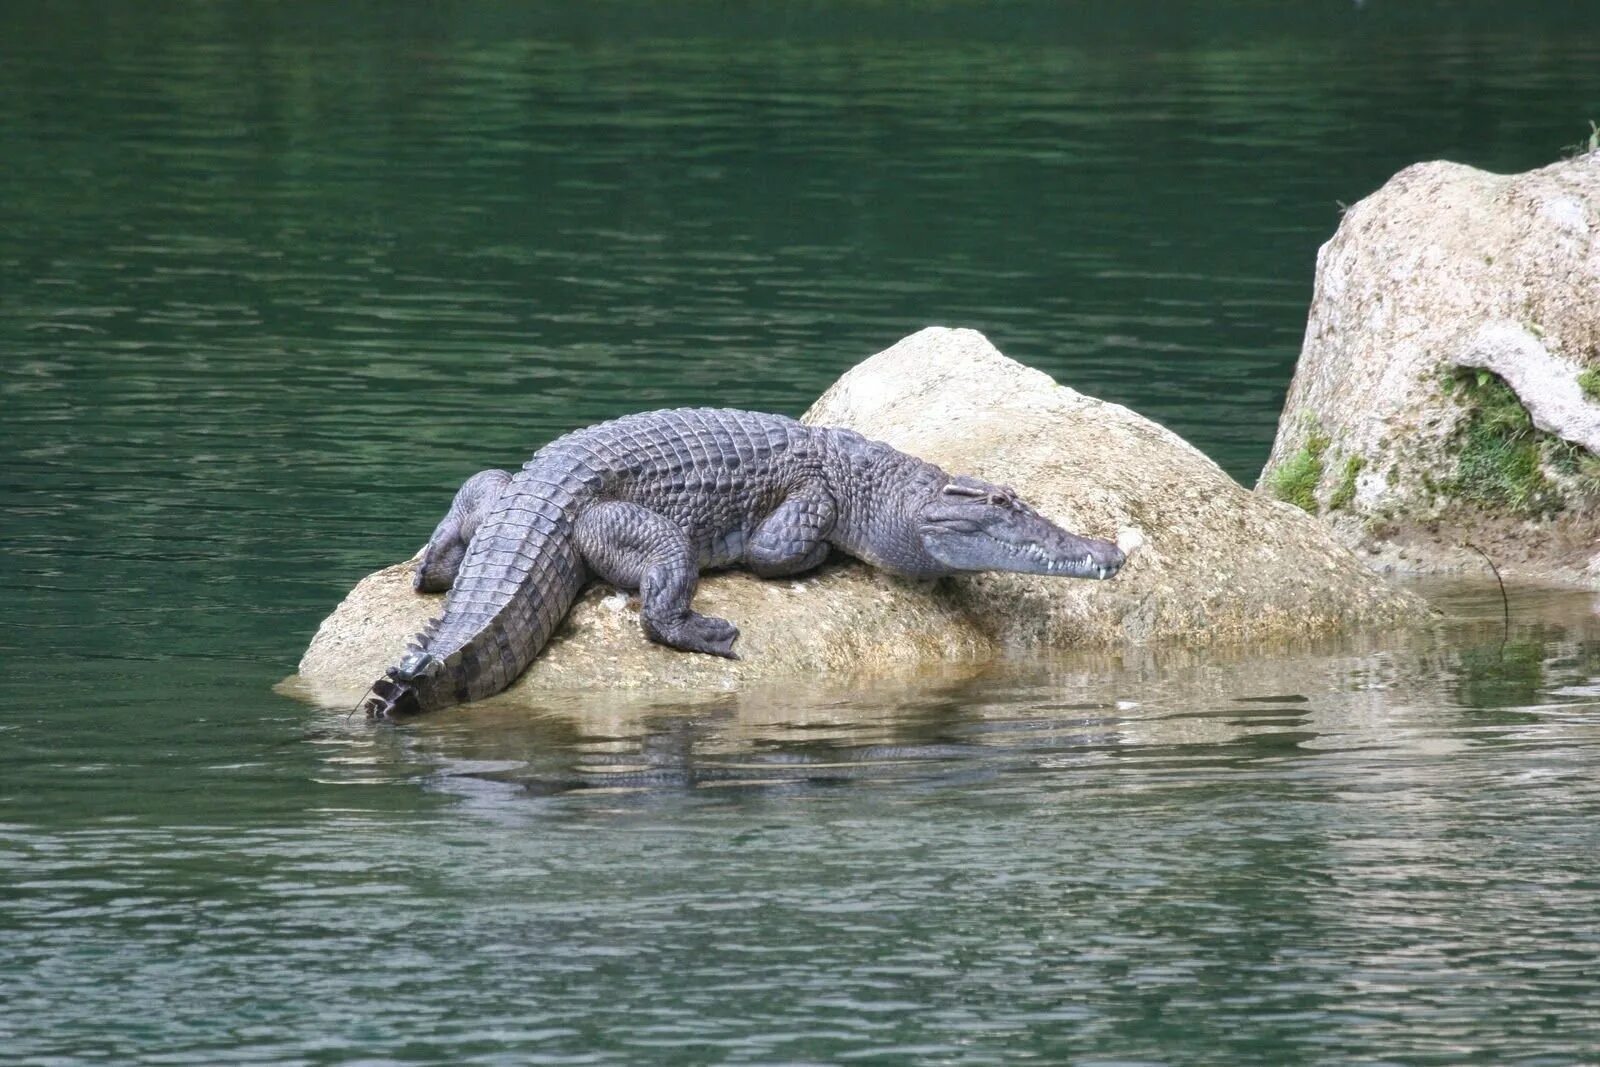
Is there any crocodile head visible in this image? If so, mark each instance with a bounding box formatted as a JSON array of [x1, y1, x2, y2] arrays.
[[918, 476, 1124, 580]]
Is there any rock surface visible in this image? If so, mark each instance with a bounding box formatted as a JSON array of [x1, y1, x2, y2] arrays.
[[290, 554, 995, 708], [1257, 153, 1600, 584], [291, 328, 1426, 706], [306, 575, 1593, 781]]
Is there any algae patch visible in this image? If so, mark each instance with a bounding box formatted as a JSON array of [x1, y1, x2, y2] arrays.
[[1442, 368, 1574, 516], [1328, 455, 1365, 511], [1269, 428, 1330, 513]]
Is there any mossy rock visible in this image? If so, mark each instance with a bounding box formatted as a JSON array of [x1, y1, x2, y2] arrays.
[[1328, 455, 1365, 511], [1443, 371, 1564, 517], [1268, 430, 1329, 513], [1257, 153, 1600, 586]]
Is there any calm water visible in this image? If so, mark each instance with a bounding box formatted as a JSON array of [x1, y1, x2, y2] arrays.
[[4, 2, 1600, 1063]]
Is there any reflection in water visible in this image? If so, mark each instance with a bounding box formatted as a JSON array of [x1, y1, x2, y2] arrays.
[[131, 579, 1592, 1063], [347, 581, 1600, 805]]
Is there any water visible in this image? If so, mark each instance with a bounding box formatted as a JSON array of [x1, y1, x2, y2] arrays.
[[3, 2, 1600, 1062]]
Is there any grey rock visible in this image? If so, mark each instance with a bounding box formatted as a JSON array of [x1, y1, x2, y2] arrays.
[[1257, 153, 1600, 585]]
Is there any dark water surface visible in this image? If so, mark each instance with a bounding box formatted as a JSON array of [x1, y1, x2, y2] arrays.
[[4, 3, 1600, 1063]]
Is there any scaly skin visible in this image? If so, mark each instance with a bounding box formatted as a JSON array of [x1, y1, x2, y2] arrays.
[[361, 408, 1124, 717]]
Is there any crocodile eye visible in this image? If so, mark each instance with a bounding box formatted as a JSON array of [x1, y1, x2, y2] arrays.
[[941, 483, 987, 499]]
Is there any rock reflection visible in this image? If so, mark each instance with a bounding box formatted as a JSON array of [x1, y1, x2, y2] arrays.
[[311, 579, 1600, 801]]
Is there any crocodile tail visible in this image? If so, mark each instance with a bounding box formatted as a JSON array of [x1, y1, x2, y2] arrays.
[[362, 615, 444, 718], [374, 474, 587, 715], [361, 675, 421, 719], [409, 615, 444, 656]]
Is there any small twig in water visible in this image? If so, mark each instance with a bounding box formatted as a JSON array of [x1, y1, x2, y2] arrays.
[[1463, 542, 1510, 635]]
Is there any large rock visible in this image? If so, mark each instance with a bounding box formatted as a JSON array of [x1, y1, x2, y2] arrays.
[[803, 329, 1424, 646], [290, 555, 995, 708], [289, 328, 1425, 706], [1257, 153, 1600, 584]]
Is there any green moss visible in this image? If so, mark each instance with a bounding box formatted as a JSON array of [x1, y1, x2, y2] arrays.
[[1578, 368, 1600, 402], [1547, 439, 1600, 498], [1445, 370, 1561, 516], [1454, 425, 1547, 513], [1577, 452, 1600, 497], [1269, 430, 1330, 513], [1328, 455, 1365, 511], [1470, 372, 1535, 439]]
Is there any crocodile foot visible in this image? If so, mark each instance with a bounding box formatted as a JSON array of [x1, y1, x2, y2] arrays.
[[648, 611, 741, 659]]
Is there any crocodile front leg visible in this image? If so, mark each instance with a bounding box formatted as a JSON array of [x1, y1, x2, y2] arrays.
[[746, 490, 836, 577], [574, 501, 739, 659], [414, 469, 512, 592]]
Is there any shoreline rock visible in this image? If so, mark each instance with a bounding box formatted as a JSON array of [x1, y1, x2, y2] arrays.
[[1257, 153, 1600, 587], [291, 328, 1427, 706]]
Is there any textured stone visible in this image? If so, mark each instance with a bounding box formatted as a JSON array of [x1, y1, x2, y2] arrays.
[[803, 328, 1425, 649], [1257, 153, 1600, 584], [291, 554, 993, 707], [290, 327, 1426, 706]]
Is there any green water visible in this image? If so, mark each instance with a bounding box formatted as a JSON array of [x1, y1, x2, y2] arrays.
[[5, 3, 1600, 1063]]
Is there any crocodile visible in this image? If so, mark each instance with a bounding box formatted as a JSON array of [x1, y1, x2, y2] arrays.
[[361, 408, 1125, 718]]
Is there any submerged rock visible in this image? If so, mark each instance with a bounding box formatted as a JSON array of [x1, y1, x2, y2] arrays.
[[291, 327, 1424, 706], [1257, 153, 1600, 584]]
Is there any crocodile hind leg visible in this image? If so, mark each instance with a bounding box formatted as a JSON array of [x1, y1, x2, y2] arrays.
[[414, 469, 512, 592], [746, 490, 836, 577], [574, 500, 739, 659]]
